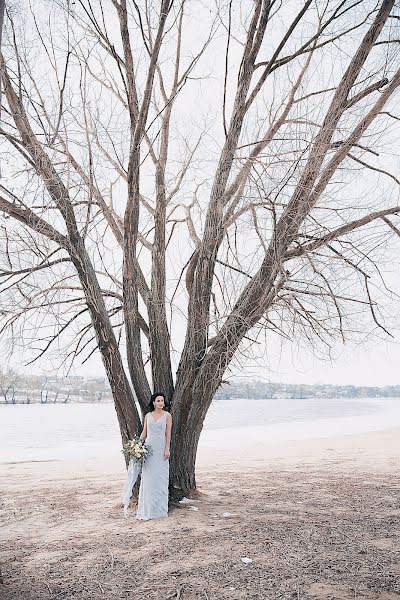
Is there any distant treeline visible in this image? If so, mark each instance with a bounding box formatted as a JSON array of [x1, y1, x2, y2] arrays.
[[2, 370, 399, 405], [215, 380, 400, 400], [0, 369, 112, 404]]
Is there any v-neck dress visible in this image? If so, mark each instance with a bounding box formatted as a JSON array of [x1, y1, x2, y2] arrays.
[[136, 411, 169, 520]]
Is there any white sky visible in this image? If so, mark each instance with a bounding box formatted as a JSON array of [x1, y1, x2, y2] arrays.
[[5, 328, 400, 387], [261, 338, 400, 387]]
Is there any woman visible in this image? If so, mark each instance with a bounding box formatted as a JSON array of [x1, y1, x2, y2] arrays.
[[136, 392, 172, 520]]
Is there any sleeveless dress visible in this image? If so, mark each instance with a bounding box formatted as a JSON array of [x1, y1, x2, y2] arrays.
[[136, 411, 169, 520]]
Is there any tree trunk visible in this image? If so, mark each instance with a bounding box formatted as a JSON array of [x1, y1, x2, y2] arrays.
[[170, 437, 198, 499], [169, 420, 200, 498], [170, 381, 216, 498]]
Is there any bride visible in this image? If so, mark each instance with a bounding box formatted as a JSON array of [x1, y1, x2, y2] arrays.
[[136, 392, 172, 520]]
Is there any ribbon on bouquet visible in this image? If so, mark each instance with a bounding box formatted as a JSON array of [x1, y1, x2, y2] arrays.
[[122, 458, 141, 517]]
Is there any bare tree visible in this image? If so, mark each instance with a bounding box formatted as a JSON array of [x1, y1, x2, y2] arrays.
[[0, 367, 19, 403], [1, 0, 400, 495]]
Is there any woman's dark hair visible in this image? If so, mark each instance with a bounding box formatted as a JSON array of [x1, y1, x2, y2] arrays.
[[147, 392, 170, 412]]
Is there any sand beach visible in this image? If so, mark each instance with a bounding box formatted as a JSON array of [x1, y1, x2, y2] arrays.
[[1, 424, 400, 600]]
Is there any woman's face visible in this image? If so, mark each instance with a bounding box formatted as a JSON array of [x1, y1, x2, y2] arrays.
[[154, 395, 165, 409]]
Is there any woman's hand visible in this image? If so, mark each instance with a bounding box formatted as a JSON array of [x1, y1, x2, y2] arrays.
[[164, 449, 170, 460]]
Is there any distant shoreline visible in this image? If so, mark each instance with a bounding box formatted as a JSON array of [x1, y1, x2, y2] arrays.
[[1, 394, 400, 406], [3, 374, 400, 405]]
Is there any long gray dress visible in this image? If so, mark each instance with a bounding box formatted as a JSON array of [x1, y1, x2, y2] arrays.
[[136, 411, 169, 520]]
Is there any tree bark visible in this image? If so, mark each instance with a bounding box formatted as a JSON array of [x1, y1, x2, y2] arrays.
[[122, 0, 172, 411], [170, 386, 206, 498]]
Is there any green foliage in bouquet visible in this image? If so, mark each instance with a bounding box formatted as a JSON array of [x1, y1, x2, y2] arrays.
[[121, 436, 151, 465]]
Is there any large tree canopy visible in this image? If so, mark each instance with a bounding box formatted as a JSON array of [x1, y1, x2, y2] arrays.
[[1, 0, 400, 494]]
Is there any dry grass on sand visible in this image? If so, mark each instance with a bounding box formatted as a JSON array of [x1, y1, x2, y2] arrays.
[[1, 467, 400, 600]]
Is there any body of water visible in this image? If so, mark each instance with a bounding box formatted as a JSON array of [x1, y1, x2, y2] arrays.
[[1, 397, 400, 462]]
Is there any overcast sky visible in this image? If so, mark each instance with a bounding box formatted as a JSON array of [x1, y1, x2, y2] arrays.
[[3, 329, 400, 387]]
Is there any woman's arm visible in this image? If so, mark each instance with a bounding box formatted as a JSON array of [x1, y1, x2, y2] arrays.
[[139, 414, 148, 442], [164, 413, 172, 460]]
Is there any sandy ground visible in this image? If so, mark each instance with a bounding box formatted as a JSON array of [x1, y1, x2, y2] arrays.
[[1, 428, 400, 599]]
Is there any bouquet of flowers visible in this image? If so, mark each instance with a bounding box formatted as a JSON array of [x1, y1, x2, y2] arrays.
[[121, 436, 151, 466], [122, 436, 152, 516]]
